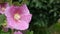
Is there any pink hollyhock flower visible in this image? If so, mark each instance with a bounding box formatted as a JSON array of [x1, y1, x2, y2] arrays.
[[14, 31, 22, 34], [5, 4, 32, 30], [0, 3, 9, 14]]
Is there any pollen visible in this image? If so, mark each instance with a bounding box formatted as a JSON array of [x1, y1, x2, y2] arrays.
[[14, 13, 21, 20], [2, 7, 5, 12]]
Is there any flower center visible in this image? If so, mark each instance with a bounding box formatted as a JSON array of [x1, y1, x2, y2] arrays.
[[14, 13, 21, 20], [2, 7, 5, 12]]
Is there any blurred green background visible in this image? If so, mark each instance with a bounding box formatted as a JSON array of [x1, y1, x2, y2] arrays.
[[27, 0, 60, 34], [0, 0, 60, 34]]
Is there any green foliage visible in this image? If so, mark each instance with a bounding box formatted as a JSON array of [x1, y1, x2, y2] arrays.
[[0, 14, 6, 26], [0, 32, 10, 34], [27, 0, 60, 34], [49, 23, 60, 34], [26, 30, 33, 34], [13, 2, 20, 6]]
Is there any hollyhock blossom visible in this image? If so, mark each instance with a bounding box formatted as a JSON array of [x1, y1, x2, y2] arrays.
[[14, 31, 22, 34], [5, 4, 32, 30], [0, 3, 9, 14]]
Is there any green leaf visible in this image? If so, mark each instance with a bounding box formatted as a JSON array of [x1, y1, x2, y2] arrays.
[[0, 32, 10, 34], [0, 31, 10, 34], [0, 14, 6, 26], [26, 30, 30, 34], [26, 30, 34, 34], [30, 31, 33, 34], [49, 0, 54, 4]]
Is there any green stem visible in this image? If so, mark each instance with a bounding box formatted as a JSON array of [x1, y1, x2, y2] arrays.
[[11, 29, 14, 34]]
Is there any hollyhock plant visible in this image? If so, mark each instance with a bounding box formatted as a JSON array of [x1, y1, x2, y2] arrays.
[[0, 3, 9, 14], [5, 4, 32, 30], [14, 31, 22, 34]]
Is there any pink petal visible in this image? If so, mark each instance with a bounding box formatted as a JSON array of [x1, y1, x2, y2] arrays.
[[0, 3, 9, 14], [19, 4, 30, 14], [5, 4, 30, 17], [21, 14, 32, 23], [0, 3, 8, 8], [5, 7, 12, 17], [14, 31, 23, 34], [6, 17, 29, 30]]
